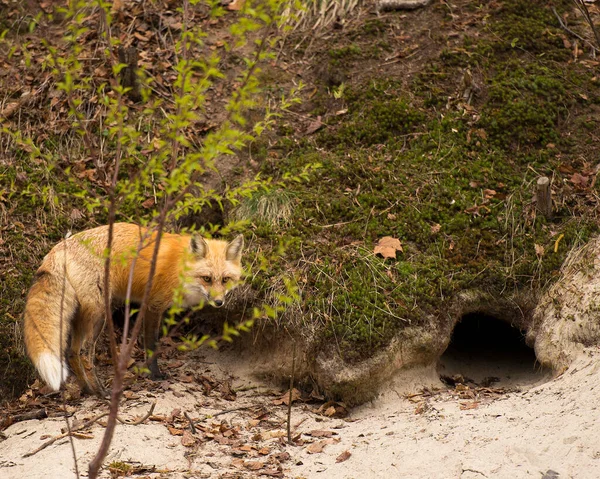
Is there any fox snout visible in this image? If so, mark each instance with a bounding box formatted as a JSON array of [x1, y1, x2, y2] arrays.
[[207, 287, 227, 308]]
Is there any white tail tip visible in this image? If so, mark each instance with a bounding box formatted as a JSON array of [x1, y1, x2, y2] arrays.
[[36, 352, 68, 391]]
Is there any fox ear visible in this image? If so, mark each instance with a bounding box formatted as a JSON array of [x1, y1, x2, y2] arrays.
[[190, 236, 208, 258], [226, 235, 244, 262]]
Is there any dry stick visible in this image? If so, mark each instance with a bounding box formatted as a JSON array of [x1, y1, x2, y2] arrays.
[[572, 0, 600, 51], [119, 402, 157, 426], [378, 0, 432, 11], [88, 21, 128, 476], [287, 342, 296, 444], [552, 6, 598, 53], [22, 402, 156, 459], [536, 176, 552, 219], [166, 0, 190, 174], [2, 408, 48, 426], [121, 227, 157, 353], [184, 412, 196, 434], [23, 412, 110, 459], [194, 406, 255, 423]]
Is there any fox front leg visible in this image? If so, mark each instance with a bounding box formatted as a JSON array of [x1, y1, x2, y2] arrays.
[[143, 309, 165, 380]]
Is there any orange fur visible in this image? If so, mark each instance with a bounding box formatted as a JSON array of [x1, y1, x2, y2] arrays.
[[23, 223, 244, 395]]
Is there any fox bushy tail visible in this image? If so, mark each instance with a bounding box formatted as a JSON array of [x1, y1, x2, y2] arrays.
[[23, 273, 78, 391]]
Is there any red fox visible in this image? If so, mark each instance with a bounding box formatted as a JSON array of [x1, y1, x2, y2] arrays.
[[23, 223, 244, 395]]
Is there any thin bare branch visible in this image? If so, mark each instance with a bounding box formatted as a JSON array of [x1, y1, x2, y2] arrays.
[[23, 412, 110, 459]]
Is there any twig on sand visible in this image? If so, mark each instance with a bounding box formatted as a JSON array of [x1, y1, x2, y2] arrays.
[[188, 406, 255, 426], [22, 412, 110, 458], [184, 411, 196, 434], [22, 401, 157, 458], [117, 402, 157, 425], [0, 408, 48, 429]]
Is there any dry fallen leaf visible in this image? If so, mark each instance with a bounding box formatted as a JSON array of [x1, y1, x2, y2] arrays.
[[306, 442, 326, 454], [483, 189, 497, 199], [317, 401, 349, 418], [111, 0, 123, 13], [305, 116, 324, 135], [272, 388, 301, 406], [324, 406, 336, 416], [459, 401, 480, 410], [244, 460, 264, 471], [260, 429, 287, 440], [570, 172, 589, 188], [336, 450, 352, 463], [374, 236, 403, 259], [181, 430, 196, 447], [142, 197, 155, 209], [430, 223, 441, 234], [307, 430, 336, 438], [534, 243, 545, 258], [227, 0, 245, 10]]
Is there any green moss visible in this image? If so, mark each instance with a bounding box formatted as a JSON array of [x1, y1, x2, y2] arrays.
[[491, 0, 569, 60], [358, 18, 386, 38], [252, 0, 600, 363], [329, 44, 362, 60], [0, 144, 94, 398], [481, 61, 569, 148], [319, 82, 425, 148]]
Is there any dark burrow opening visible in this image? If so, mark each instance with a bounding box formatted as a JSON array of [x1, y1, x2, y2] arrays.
[[437, 312, 550, 388]]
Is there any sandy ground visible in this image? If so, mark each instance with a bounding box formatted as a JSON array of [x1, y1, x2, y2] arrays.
[[1, 346, 600, 479]]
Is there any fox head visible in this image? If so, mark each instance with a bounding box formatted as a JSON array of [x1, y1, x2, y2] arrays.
[[182, 234, 244, 308]]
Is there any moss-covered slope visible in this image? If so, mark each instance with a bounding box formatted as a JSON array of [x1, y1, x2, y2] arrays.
[[247, 0, 600, 374]]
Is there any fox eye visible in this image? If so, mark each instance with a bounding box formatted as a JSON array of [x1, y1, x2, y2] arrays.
[[222, 277, 230, 284], [202, 276, 212, 283]]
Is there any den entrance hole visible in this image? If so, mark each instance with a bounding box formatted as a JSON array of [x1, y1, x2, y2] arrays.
[[437, 312, 549, 388]]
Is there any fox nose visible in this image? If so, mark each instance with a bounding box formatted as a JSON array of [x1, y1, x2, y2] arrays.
[[214, 299, 224, 307]]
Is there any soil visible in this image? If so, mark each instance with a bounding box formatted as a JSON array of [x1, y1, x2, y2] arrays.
[[2, 345, 599, 478]]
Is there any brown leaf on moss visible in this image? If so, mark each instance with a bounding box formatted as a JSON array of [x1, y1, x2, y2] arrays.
[[305, 116, 324, 135], [534, 243, 545, 258], [374, 236, 403, 259], [142, 197, 155, 209], [570, 172, 589, 188]]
